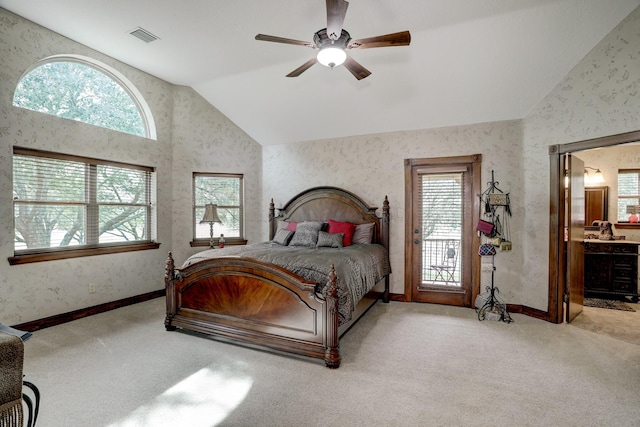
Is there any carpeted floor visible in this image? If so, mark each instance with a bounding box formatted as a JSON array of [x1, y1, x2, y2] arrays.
[[584, 297, 636, 312], [19, 298, 640, 427], [571, 298, 640, 346]]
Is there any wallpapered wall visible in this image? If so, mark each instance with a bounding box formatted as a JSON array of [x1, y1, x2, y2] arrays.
[[262, 122, 525, 302], [522, 6, 640, 310], [1, 4, 639, 324], [170, 86, 263, 265], [0, 9, 262, 324], [263, 5, 640, 312]]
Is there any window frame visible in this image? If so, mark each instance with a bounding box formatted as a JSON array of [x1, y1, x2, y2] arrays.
[[616, 168, 640, 224], [13, 54, 157, 140], [191, 172, 247, 247], [9, 147, 159, 265]]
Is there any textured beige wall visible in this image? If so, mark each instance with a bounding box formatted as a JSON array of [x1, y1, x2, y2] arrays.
[[0, 9, 261, 324], [263, 121, 526, 302], [522, 6, 640, 310], [263, 5, 640, 312], [170, 86, 262, 264], [1, 4, 639, 324]]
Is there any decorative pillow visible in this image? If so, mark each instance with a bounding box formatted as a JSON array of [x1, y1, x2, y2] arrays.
[[289, 221, 323, 247], [277, 220, 297, 232], [316, 231, 344, 248], [352, 222, 375, 244], [272, 229, 294, 245], [276, 220, 289, 231], [327, 219, 357, 247]]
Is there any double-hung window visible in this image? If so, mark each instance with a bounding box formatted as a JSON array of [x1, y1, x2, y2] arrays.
[[617, 169, 640, 223], [192, 173, 245, 246], [11, 147, 157, 264]]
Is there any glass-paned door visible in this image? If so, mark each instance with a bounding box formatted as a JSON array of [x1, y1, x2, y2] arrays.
[[405, 156, 480, 307]]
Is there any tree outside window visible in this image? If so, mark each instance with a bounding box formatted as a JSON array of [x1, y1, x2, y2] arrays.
[[193, 173, 244, 244], [13, 148, 155, 254], [13, 59, 147, 137]]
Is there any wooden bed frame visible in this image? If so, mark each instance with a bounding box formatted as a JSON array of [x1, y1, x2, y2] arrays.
[[164, 186, 390, 368]]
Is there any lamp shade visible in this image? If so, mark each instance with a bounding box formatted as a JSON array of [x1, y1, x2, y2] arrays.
[[317, 47, 347, 68], [200, 204, 222, 224]]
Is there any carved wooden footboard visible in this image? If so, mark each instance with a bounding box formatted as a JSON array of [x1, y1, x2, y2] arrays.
[[165, 186, 390, 368], [164, 254, 342, 367]]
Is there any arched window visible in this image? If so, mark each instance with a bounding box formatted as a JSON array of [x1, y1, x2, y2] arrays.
[[13, 55, 156, 139]]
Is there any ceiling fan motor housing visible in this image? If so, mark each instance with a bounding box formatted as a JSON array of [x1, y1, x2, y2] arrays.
[[314, 28, 351, 49]]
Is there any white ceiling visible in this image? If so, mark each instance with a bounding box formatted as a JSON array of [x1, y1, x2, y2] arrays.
[[1, 0, 639, 145]]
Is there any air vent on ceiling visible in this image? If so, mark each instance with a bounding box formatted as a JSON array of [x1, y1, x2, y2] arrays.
[[129, 27, 160, 43]]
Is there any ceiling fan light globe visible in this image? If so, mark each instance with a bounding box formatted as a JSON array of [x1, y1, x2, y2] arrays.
[[317, 47, 347, 68]]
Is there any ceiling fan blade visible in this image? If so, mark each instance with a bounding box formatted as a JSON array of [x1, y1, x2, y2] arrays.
[[286, 58, 318, 77], [326, 0, 349, 40], [255, 34, 316, 48], [348, 31, 411, 49], [343, 56, 371, 80]]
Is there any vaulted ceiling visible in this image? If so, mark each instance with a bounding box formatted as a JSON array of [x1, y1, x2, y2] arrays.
[[1, 0, 639, 145]]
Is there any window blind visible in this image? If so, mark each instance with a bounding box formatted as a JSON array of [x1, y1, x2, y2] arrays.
[[193, 173, 244, 240], [419, 172, 464, 240], [617, 169, 640, 222], [13, 147, 155, 252]]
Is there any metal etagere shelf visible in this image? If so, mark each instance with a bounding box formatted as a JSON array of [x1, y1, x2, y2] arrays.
[[476, 170, 513, 323]]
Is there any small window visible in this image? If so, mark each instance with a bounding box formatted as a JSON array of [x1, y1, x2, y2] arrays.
[[11, 147, 158, 264], [13, 56, 153, 138], [617, 169, 640, 222], [192, 173, 245, 246]]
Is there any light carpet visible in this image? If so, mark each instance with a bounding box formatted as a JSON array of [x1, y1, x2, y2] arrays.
[[20, 298, 640, 427]]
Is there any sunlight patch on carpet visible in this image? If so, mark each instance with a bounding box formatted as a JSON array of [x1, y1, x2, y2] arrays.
[[108, 367, 253, 427]]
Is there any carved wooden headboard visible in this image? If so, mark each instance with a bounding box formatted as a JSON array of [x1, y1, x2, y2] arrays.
[[268, 186, 389, 249]]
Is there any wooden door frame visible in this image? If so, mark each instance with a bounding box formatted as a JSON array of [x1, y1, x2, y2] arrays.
[[404, 154, 482, 305], [548, 130, 640, 323]]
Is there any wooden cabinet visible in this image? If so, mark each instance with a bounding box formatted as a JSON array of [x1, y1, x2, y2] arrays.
[[585, 186, 608, 226], [584, 241, 639, 301]]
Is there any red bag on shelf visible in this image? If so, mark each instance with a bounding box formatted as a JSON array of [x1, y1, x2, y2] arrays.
[[476, 219, 494, 236]]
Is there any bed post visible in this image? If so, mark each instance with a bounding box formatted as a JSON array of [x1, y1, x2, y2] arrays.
[[269, 198, 276, 241], [382, 195, 390, 303], [324, 265, 341, 369], [164, 252, 177, 331]]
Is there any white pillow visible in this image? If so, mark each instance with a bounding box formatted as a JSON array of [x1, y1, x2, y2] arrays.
[[352, 223, 375, 244]]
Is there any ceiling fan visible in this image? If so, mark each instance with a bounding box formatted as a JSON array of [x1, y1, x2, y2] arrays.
[[255, 0, 411, 80]]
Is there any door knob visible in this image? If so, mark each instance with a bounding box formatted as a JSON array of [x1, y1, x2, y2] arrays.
[[414, 239, 420, 244]]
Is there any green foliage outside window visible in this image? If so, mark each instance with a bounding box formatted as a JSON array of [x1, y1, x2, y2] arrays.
[[13, 150, 153, 252], [194, 174, 244, 240], [421, 174, 463, 239], [13, 60, 146, 137]]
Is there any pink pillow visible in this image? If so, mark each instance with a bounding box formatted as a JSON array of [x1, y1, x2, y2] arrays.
[[327, 219, 357, 246], [286, 221, 297, 231]]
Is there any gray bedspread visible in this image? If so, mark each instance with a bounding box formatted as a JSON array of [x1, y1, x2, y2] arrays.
[[183, 243, 391, 324]]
